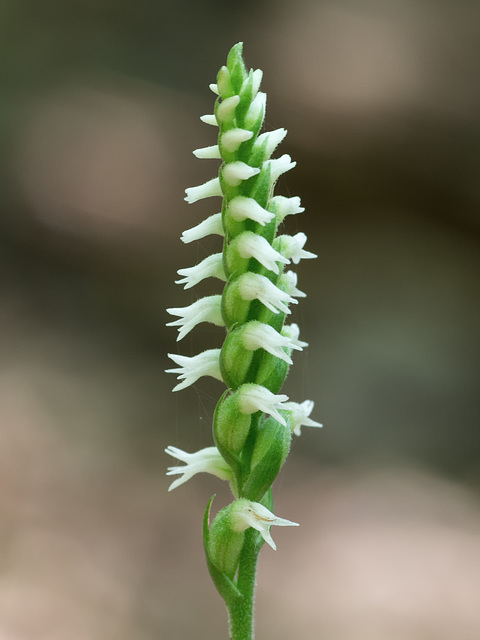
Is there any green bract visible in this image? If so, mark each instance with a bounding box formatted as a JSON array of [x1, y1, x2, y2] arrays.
[[165, 43, 321, 640]]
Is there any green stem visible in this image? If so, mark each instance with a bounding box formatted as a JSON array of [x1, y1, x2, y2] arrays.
[[228, 530, 260, 640]]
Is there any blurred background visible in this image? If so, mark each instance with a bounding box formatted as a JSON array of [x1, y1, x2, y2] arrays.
[[1, 0, 480, 638]]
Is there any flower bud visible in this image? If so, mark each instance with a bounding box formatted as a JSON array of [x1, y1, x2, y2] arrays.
[[208, 505, 245, 578]]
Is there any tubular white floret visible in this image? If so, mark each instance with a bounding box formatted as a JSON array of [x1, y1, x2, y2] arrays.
[[193, 145, 221, 159], [281, 400, 323, 436], [176, 253, 226, 289], [238, 272, 297, 314], [221, 128, 254, 153], [279, 271, 307, 299], [242, 321, 304, 364], [236, 232, 289, 274], [166, 295, 223, 341], [277, 232, 317, 264], [185, 177, 222, 204], [270, 195, 305, 222], [230, 499, 299, 551], [217, 95, 240, 122], [222, 162, 261, 187], [265, 154, 296, 182], [237, 383, 289, 425], [281, 323, 308, 350], [165, 445, 232, 491], [200, 114, 218, 126], [254, 128, 287, 159], [228, 197, 274, 226], [166, 349, 222, 391], [181, 212, 224, 244]]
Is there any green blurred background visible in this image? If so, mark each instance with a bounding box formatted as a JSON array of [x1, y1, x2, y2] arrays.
[[1, 1, 480, 638]]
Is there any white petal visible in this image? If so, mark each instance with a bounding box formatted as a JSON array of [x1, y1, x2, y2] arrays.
[[200, 114, 218, 126], [193, 145, 221, 159], [209, 83, 219, 95], [251, 69, 263, 97], [270, 195, 304, 222], [166, 295, 223, 341], [216, 95, 240, 122], [228, 197, 274, 226], [237, 384, 289, 425], [238, 272, 296, 314], [165, 445, 232, 491], [236, 232, 289, 274], [279, 271, 307, 298], [221, 128, 254, 153], [277, 232, 317, 264], [166, 349, 222, 391], [281, 323, 308, 349], [185, 177, 222, 204], [181, 212, 224, 244], [242, 321, 303, 364], [281, 400, 323, 436], [175, 253, 225, 289], [254, 128, 287, 158], [222, 162, 261, 187], [265, 154, 296, 182]]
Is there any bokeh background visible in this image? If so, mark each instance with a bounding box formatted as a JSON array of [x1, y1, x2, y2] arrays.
[[1, 1, 480, 638]]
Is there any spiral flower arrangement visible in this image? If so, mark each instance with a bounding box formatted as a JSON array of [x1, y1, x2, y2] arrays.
[[165, 43, 321, 640]]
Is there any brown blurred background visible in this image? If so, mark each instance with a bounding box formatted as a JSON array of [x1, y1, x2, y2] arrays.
[[1, 1, 480, 638]]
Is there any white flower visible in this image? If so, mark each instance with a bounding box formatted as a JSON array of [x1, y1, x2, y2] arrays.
[[281, 232, 317, 264], [281, 322, 308, 348], [185, 177, 222, 204], [166, 349, 222, 391], [167, 295, 223, 341], [237, 383, 289, 425], [200, 113, 218, 126], [228, 197, 274, 226], [235, 232, 289, 274], [209, 83, 219, 95], [165, 445, 232, 491], [221, 128, 253, 153], [265, 154, 296, 182], [181, 212, 224, 244], [238, 272, 297, 314], [242, 321, 304, 365], [254, 128, 287, 159], [216, 95, 240, 122], [270, 195, 304, 222], [230, 499, 299, 550], [222, 162, 261, 187], [176, 253, 226, 289], [193, 145, 221, 159], [279, 271, 307, 299], [281, 400, 323, 436]]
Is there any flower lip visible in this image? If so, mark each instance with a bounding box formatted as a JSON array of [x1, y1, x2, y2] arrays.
[[165, 445, 232, 491], [230, 499, 299, 550]]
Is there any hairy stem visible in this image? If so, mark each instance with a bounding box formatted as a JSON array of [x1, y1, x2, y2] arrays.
[[228, 530, 260, 640]]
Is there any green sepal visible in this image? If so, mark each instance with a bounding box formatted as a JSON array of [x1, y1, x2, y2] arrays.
[[242, 416, 291, 502], [252, 350, 290, 394], [208, 502, 245, 579], [227, 42, 247, 93], [220, 327, 254, 388], [217, 65, 234, 99], [248, 163, 272, 208], [221, 279, 251, 328], [235, 69, 254, 125], [214, 389, 252, 457], [203, 496, 243, 603], [222, 198, 249, 240]]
